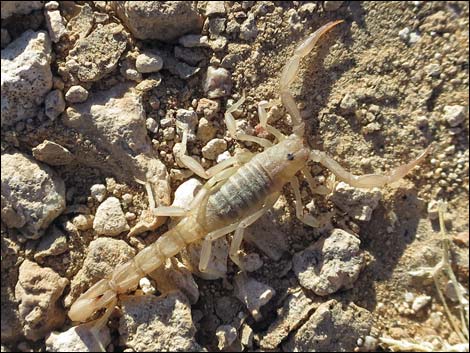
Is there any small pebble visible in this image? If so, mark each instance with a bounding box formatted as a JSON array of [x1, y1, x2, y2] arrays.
[[411, 295, 431, 312], [136, 52, 163, 73], [90, 184, 107, 202], [202, 138, 227, 160], [45, 90, 65, 120], [443, 105, 466, 127], [65, 85, 89, 103], [323, 1, 344, 11], [146, 118, 159, 134]]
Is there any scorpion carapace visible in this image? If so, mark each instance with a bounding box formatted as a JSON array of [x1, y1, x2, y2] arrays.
[[69, 21, 431, 339]]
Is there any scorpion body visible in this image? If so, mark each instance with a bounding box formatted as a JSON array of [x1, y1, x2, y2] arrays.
[[69, 21, 430, 334]]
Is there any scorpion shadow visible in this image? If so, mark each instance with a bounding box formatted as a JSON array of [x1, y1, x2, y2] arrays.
[[295, 11, 424, 312]]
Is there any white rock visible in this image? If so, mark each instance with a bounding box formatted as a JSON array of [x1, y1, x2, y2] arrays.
[[197, 117, 217, 143], [1, 30, 52, 126], [139, 277, 156, 295], [1, 151, 66, 239], [119, 291, 202, 351], [32, 140, 73, 166], [330, 182, 382, 221], [45, 323, 111, 352], [171, 178, 202, 209], [206, 1, 226, 16], [408, 32, 421, 44], [44, 1, 59, 10], [15, 260, 68, 340], [176, 109, 198, 142], [293, 229, 364, 296], [239, 13, 258, 41], [204, 66, 232, 98], [179, 34, 210, 48], [136, 52, 163, 73], [234, 273, 275, 321], [45, 9, 67, 43], [443, 105, 466, 127], [45, 90, 65, 120], [216, 151, 231, 163], [398, 27, 410, 41], [216, 325, 238, 350], [93, 197, 129, 236], [202, 138, 227, 160], [65, 85, 89, 103], [90, 184, 107, 202], [146, 117, 159, 133], [412, 295, 431, 312]]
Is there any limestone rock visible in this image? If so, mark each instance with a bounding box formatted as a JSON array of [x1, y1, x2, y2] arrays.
[[293, 229, 365, 296], [1, 30, 52, 126], [32, 140, 74, 166], [284, 299, 372, 351], [119, 291, 202, 351], [111, 1, 203, 42], [93, 197, 129, 236], [15, 260, 68, 341], [1, 151, 66, 240]]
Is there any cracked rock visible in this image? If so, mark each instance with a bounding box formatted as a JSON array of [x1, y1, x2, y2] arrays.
[[284, 299, 372, 351], [93, 197, 129, 236], [234, 273, 275, 321], [330, 182, 382, 221], [65, 237, 135, 307], [111, 1, 203, 42], [32, 140, 74, 166], [1, 151, 66, 240], [119, 291, 202, 351], [1, 30, 52, 126], [15, 260, 68, 341]]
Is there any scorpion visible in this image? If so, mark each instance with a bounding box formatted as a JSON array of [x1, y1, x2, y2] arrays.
[[68, 20, 431, 336]]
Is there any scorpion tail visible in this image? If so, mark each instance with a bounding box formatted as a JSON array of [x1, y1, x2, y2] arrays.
[[68, 278, 117, 323]]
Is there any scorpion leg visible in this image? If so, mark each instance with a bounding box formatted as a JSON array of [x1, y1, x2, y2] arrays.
[[225, 93, 274, 148], [310, 145, 432, 188], [280, 20, 343, 136], [290, 176, 321, 227], [176, 121, 253, 179], [229, 192, 280, 270], [199, 222, 240, 273]]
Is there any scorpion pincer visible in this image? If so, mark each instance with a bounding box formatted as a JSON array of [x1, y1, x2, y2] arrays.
[[69, 20, 431, 333]]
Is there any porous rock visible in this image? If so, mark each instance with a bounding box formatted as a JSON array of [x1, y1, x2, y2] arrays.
[[65, 238, 135, 307], [234, 273, 275, 321], [1, 30, 52, 126], [32, 140, 74, 166], [330, 182, 382, 221], [111, 1, 203, 42], [15, 260, 68, 341], [119, 291, 202, 351], [260, 289, 317, 349], [46, 323, 111, 352], [65, 23, 127, 82], [1, 151, 66, 240], [293, 229, 365, 296], [63, 83, 171, 207], [93, 197, 129, 236], [284, 299, 372, 351]]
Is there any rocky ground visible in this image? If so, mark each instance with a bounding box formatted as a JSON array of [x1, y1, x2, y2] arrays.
[[1, 1, 469, 352]]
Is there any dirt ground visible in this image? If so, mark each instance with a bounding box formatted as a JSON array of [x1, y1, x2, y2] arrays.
[[1, 1, 469, 352]]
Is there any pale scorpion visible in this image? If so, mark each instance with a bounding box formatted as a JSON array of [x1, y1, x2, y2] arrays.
[[69, 21, 430, 331]]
